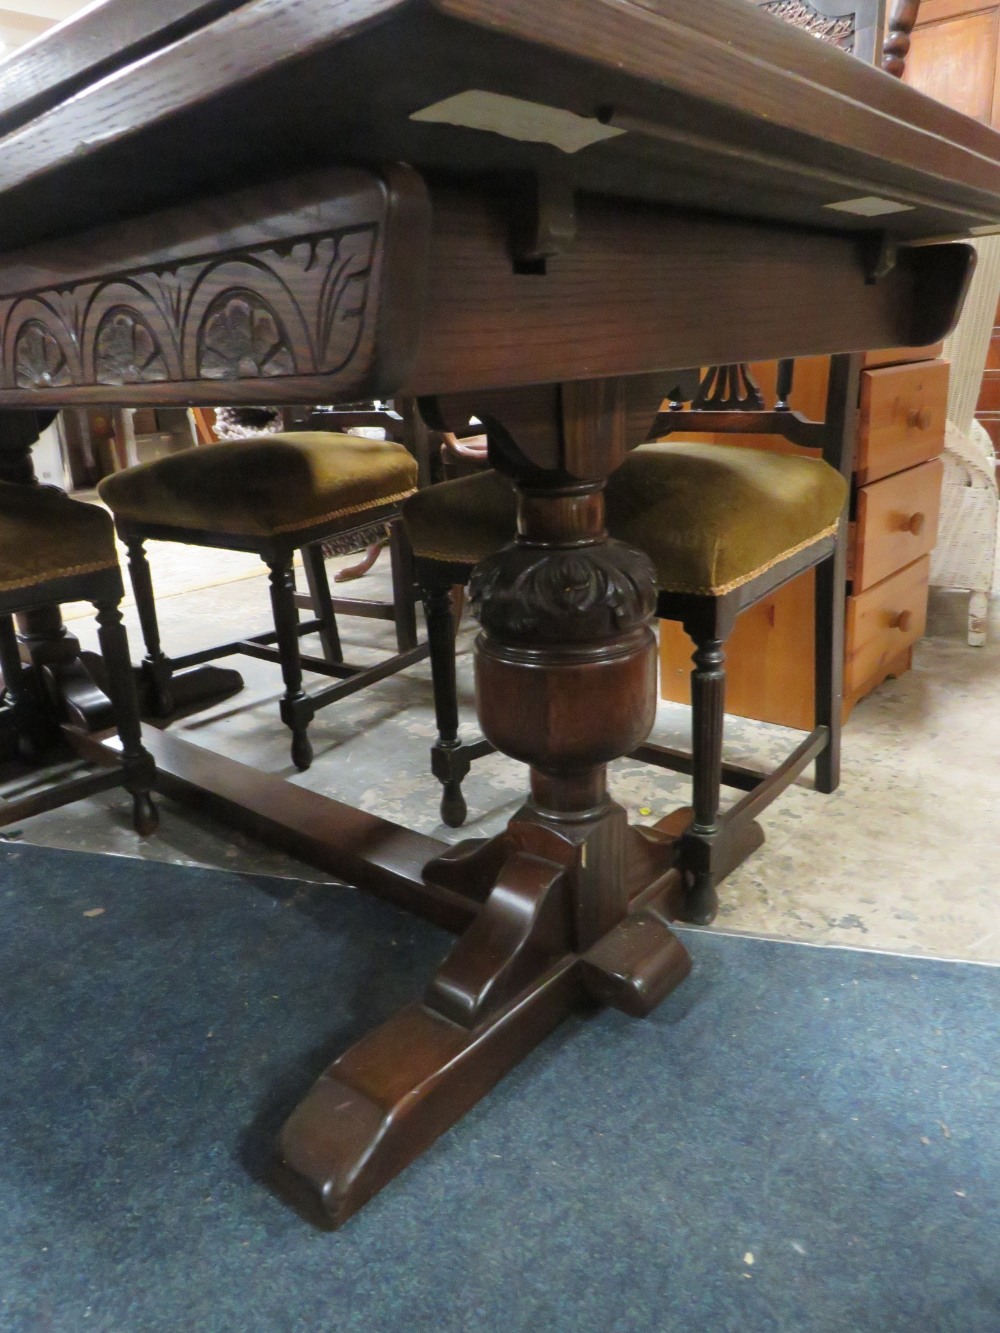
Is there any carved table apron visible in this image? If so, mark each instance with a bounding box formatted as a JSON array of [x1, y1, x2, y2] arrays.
[[2, 0, 999, 1228]]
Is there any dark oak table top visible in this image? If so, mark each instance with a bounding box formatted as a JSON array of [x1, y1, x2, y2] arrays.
[[1, 0, 1000, 252]]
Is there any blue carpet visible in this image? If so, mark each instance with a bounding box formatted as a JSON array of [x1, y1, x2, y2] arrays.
[[1, 842, 997, 1333]]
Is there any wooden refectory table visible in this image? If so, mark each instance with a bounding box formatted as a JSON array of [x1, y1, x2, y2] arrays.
[[1, 0, 998, 1225]]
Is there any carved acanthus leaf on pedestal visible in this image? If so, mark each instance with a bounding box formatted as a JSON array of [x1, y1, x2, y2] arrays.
[[470, 540, 657, 643]]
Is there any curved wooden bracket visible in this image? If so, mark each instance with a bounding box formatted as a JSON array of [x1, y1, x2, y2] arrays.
[[425, 851, 569, 1027]]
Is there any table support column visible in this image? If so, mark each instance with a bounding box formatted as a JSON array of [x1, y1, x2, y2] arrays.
[[276, 384, 691, 1228]]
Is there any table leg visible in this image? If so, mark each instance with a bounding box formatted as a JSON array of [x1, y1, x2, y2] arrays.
[[277, 399, 691, 1226]]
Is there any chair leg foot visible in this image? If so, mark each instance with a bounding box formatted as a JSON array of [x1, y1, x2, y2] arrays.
[[131, 790, 158, 836], [290, 727, 314, 772], [144, 662, 175, 718], [440, 779, 468, 828], [814, 750, 839, 795], [679, 870, 719, 926]]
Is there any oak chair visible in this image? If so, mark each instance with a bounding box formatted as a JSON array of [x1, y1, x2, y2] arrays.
[[98, 432, 426, 771], [0, 482, 156, 835], [404, 355, 858, 922]]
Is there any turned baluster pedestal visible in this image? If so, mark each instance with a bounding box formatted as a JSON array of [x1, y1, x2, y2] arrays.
[[277, 387, 693, 1227]]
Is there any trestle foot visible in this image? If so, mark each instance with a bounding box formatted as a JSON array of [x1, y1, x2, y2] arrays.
[[276, 964, 579, 1228]]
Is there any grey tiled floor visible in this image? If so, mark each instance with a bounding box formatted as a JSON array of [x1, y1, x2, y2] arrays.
[[10, 537, 1000, 963]]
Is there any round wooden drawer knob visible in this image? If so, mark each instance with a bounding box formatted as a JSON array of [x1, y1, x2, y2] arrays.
[[902, 511, 926, 535], [907, 407, 932, 430], [891, 609, 914, 632]]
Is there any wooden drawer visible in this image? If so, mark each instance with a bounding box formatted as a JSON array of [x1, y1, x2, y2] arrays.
[[856, 359, 948, 484], [850, 457, 943, 592], [844, 555, 930, 695]]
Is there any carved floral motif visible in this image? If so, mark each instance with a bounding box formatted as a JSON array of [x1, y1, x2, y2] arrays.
[[759, 0, 854, 50], [95, 307, 169, 384], [197, 292, 295, 380], [14, 321, 72, 389], [0, 220, 379, 395], [470, 540, 657, 643]]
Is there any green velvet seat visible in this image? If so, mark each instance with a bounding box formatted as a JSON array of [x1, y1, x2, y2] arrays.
[[0, 483, 156, 837], [97, 431, 425, 773], [0, 480, 118, 593], [402, 443, 847, 594], [98, 433, 418, 541]]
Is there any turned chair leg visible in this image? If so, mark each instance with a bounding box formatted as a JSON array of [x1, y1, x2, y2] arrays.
[[684, 631, 728, 924], [422, 579, 469, 827], [387, 518, 419, 652], [267, 555, 315, 771], [93, 598, 158, 835], [0, 613, 38, 760], [301, 543, 343, 664], [125, 536, 174, 717], [813, 544, 844, 795]]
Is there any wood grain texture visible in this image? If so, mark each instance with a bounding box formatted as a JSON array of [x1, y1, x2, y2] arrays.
[[436, 0, 1000, 226], [0, 0, 248, 139], [0, 0, 998, 250], [862, 341, 943, 366], [406, 188, 972, 400]]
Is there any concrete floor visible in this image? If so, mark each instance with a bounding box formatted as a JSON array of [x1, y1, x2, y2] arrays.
[[8, 535, 1000, 964]]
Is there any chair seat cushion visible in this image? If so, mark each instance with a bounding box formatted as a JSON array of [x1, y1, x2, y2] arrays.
[[0, 482, 117, 593], [607, 442, 848, 594], [98, 433, 418, 541], [403, 442, 847, 595], [403, 468, 517, 566]]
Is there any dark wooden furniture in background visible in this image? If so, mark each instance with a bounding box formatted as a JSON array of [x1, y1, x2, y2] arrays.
[[0, 0, 991, 1227]]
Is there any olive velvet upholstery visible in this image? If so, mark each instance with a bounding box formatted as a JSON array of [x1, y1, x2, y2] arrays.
[[0, 480, 120, 593], [403, 444, 847, 594], [0, 486, 156, 837], [98, 433, 418, 542], [98, 432, 426, 772]]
